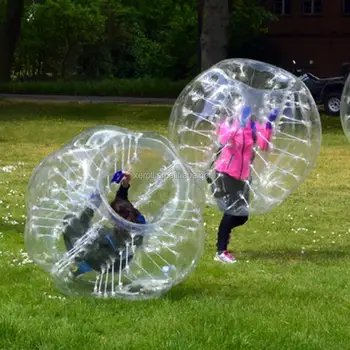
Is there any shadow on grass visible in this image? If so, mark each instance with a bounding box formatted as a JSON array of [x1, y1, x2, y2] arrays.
[[165, 281, 242, 301], [239, 249, 350, 262], [164, 254, 350, 302], [321, 114, 343, 134], [0, 222, 25, 237]]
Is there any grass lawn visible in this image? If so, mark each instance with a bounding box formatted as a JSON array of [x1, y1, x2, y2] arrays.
[[1, 101, 350, 350]]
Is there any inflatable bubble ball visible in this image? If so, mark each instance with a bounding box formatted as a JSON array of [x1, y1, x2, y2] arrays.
[[169, 58, 322, 216], [341, 74, 350, 142], [24, 126, 205, 300]]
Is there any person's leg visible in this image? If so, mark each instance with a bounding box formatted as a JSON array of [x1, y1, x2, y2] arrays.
[[63, 205, 96, 250], [63, 214, 84, 251], [216, 214, 235, 252], [221, 173, 250, 216], [225, 215, 248, 251], [63, 215, 95, 277], [215, 214, 248, 263], [213, 173, 249, 263]]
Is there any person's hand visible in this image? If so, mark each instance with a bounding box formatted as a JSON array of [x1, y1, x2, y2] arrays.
[[240, 105, 252, 127], [283, 107, 293, 118], [267, 108, 278, 122], [266, 108, 278, 130]]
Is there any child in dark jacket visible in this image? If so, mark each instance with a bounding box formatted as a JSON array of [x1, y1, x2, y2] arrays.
[[62, 171, 146, 276]]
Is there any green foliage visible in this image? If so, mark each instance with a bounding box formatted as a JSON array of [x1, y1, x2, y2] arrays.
[[229, 0, 278, 58], [123, 0, 197, 79], [129, 22, 170, 78], [77, 0, 137, 78], [8, 0, 276, 82], [0, 78, 188, 97], [16, 0, 105, 78], [0, 0, 5, 22]]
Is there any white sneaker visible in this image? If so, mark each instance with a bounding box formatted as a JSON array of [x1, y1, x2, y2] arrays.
[[214, 251, 237, 264]]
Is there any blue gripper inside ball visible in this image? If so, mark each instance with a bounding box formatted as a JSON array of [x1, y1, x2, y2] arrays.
[[111, 170, 124, 184]]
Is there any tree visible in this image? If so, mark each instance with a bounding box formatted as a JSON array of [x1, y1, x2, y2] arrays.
[[200, 0, 230, 71], [17, 0, 105, 79], [197, 0, 204, 73], [0, 0, 25, 81], [228, 0, 277, 60], [5, 0, 275, 81]]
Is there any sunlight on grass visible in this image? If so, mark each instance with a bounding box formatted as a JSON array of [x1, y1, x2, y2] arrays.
[[1, 102, 350, 349]]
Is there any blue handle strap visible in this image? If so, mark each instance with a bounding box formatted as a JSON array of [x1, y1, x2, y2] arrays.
[[111, 170, 124, 184], [137, 214, 146, 224], [250, 120, 257, 144], [72, 261, 93, 276], [105, 234, 116, 250]]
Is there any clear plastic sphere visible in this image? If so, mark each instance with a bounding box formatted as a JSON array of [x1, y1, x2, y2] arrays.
[[24, 126, 205, 300], [169, 58, 322, 216], [341, 74, 350, 142]]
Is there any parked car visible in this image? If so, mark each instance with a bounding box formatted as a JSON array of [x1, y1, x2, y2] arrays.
[[291, 61, 350, 116]]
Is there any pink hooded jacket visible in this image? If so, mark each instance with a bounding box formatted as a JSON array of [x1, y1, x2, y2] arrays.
[[215, 119, 273, 180]]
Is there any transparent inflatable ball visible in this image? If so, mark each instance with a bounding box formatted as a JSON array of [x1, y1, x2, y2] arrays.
[[169, 58, 322, 216], [25, 126, 205, 300]]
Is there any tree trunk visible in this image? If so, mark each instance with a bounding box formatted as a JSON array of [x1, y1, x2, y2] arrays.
[[0, 0, 25, 82], [200, 0, 230, 72]]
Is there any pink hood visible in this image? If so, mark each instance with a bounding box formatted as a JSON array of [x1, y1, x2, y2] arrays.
[[215, 119, 272, 180]]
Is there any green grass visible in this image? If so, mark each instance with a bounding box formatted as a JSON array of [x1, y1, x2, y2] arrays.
[[0, 78, 189, 98], [0, 101, 350, 349]]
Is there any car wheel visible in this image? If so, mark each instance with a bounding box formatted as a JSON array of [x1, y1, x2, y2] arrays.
[[324, 92, 341, 116]]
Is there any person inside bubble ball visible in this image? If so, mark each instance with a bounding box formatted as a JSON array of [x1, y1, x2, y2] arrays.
[[62, 171, 146, 277], [211, 105, 278, 264]]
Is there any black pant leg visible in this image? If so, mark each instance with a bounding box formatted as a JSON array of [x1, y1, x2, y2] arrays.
[[62, 207, 94, 252], [216, 214, 248, 252]]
